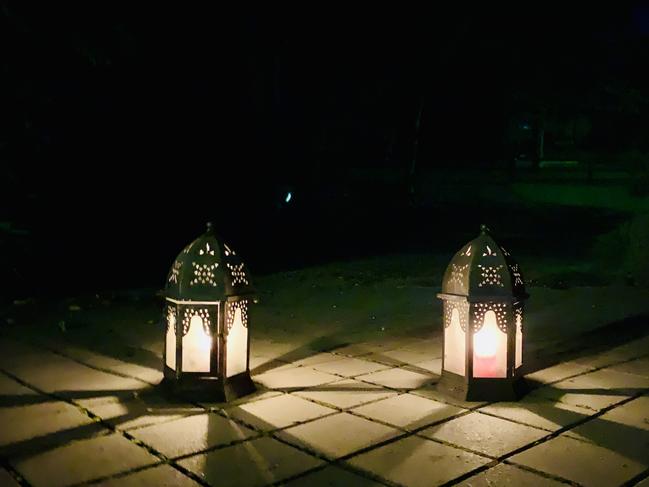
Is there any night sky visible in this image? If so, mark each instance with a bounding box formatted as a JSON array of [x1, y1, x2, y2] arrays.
[[2, 4, 649, 297]]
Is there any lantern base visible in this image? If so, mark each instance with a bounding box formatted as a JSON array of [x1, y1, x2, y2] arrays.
[[437, 371, 528, 402], [159, 369, 256, 402]]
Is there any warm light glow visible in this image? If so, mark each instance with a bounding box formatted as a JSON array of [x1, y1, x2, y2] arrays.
[[183, 315, 212, 372], [474, 325, 498, 358], [473, 310, 507, 378], [226, 306, 248, 377]]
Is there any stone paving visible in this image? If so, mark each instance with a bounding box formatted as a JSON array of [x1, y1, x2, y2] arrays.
[[0, 332, 648, 487]]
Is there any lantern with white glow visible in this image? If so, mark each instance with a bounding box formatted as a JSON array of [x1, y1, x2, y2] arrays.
[[437, 225, 528, 401], [161, 223, 256, 400]]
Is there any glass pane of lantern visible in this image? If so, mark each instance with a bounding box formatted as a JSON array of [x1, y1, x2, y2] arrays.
[[165, 310, 176, 370], [226, 303, 248, 378], [515, 311, 523, 369], [182, 314, 212, 372], [473, 310, 507, 378], [444, 307, 465, 376]]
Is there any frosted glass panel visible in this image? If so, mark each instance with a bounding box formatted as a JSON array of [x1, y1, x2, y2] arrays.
[[165, 313, 176, 370], [473, 310, 507, 378], [443, 308, 465, 375], [182, 315, 212, 372], [515, 313, 523, 369], [226, 306, 248, 378]]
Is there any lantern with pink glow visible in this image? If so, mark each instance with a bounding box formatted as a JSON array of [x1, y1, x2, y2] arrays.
[[437, 225, 528, 401], [161, 223, 256, 400]]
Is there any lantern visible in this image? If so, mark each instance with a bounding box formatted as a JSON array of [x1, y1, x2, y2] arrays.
[[437, 225, 528, 401], [160, 222, 256, 401]]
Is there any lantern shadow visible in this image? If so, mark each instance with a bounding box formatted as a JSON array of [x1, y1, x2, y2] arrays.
[[522, 313, 649, 375], [494, 388, 649, 467], [249, 335, 353, 376], [0, 386, 200, 461]]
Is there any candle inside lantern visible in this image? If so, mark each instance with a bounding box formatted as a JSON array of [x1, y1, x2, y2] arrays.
[[473, 310, 506, 378], [182, 315, 212, 372]]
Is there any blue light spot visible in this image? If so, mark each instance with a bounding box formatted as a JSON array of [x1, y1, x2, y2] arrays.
[[285, 192, 292, 203]]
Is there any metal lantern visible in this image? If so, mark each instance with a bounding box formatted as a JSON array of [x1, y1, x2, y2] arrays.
[[437, 225, 529, 401], [161, 222, 256, 401]]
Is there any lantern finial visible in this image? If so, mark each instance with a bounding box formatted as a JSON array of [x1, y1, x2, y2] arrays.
[[480, 224, 490, 235], [206, 221, 214, 233]]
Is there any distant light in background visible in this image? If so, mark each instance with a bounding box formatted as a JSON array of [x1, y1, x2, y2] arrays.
[[285, 191, 292, 203]]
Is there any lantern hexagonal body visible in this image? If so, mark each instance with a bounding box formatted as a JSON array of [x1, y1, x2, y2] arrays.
[[437, 225, 528, 401], [160, 223, 255, 401]]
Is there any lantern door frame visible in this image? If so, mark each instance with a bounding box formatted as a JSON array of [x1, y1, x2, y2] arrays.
[[437, 293, 527, 401], [161, 297, 255, 401]]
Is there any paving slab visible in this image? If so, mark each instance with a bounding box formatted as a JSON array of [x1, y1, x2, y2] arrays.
[[6, 351, 148, 398], [96, 464, 201, 486], [291, 352, 346, 367], [57, 346, 164, 384], [411, 385, 487, 409], [128, 412, 256, 458], [0, 469, 20, 487], [201, 389, 283, 410], [0, 400, 102, 448], [636, 475, 649, 487], [357, 368, 433, 390], [347, 435, 490, 487], [277, 412, 401, 459], [411, 358, 442, 375], [11, 432, 159, 487], [351, 393, 465, 431], [283, 465, 385, 486], [418, 411, 548, 458], [367, 347, 436, 366], [455, 463, 566, 486], [311, 357, 390, 377], [253, 367, 340, 390], [225, 393, 336, 431], [178, 436, 323, 487], [0, 373, 38, 397], [563, 396, 649, 466], [524, 361, 594, 385], [293, 378, 397, 409], [605, 357, 649, 378], [509, 435, 648, 487], [78, 394, 203, 431], [479, 396, 590, 432], [529, 368, 649, 411]]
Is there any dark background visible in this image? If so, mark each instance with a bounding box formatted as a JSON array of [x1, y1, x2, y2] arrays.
[[2, 4, 649, 297]]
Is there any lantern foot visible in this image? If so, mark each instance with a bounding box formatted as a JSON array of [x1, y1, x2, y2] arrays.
[[158, 372, 256, 402], [437, 372, 528, 402]]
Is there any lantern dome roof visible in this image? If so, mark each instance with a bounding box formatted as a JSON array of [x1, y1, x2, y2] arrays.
[[164, 223, 255, 301], [441, 225, 527, 301]]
